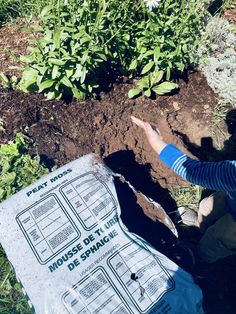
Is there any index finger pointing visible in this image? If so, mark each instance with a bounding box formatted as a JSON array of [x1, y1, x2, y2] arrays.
[[131, 116, 146, 129]]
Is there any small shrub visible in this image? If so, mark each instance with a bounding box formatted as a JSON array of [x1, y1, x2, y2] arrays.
[[201, 47, 236, 104], [195, 17, 236, 105], [19, 0, 112, 99]]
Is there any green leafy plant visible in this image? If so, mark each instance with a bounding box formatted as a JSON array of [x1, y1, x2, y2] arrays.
[[0, 244, 33, 314], [0, 133, 49, 313], [223, 0, 236, 10], [128, 70, 178, 98], [0, 133, 49, 201], [0, 0, 48, 25], [19, 0, 114, 100], [19, 0, 209, 100], [127, 0, 209, 98], [0, 72, 19, 89]]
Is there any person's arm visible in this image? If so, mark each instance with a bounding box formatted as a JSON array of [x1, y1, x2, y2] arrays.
[[159, 144, 236, 192], [131, 116, 236, 192]]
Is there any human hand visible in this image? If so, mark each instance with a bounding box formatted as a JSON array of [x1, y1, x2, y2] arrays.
[[131, 116, 168, 155]]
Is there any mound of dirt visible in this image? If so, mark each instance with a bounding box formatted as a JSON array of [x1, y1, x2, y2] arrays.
[[0, 71, 218, 183]]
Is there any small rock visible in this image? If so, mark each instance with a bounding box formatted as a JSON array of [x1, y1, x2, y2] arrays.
[[204, 104, 210, 109], [172, 101, 180, 111]]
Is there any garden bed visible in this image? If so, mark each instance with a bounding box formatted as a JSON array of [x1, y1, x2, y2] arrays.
[[1, 70, 236, 313], [0, 72, 218, 185]]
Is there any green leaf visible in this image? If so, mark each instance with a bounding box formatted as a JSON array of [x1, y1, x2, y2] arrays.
[[142, 50, 154, 59], [72, 87, 86, 99], [46, 89, 62, 100], [38, 79, 55, 92], [183, 44, 188, 53], [19, 55, 33, 63], [80, 37, 91, 45], [166, 67, 171, 81], [48, 58, 65, 66], [36, 66, 47, 75], [46, 91, 56, 100], [141, 61, 155, 75], [0, 143, 18, 157], [129, 60, 138, 70], [65, 69, 74, 78], [61, 76, 73, 88], [151, 70, 164, 85], [72, 87, 85, 99], [0, 134, 49, 203], [0, 72, 9, 85], [0, 188, 6, 200], [0, 172, 16, 185], [37, 75, 43, 86], [52, 65, 59, 79], [137, 76, 149, 89], [96, 53, 107, 61], [81, 67, 87, 84], [81, 51, 89, 65], [73, 64, 82, 79], [54, 28, 61, 49], [152, 82, 178, 95], [20, 68, 38, 91], [144, 89, 151, 97], [176, 62, 185, 72], [154, 46, 161, 59], [40, 5, 53, 17], [128, 88, 141, 99]]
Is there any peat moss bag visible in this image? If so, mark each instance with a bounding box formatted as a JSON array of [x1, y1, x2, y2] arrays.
[[0, 154, 203, 314]]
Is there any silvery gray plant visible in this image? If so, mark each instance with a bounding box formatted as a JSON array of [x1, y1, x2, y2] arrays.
[[194, 16, 236, 106]]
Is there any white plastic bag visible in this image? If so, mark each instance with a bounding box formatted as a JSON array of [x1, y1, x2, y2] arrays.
[[0, 154, 203, 313]]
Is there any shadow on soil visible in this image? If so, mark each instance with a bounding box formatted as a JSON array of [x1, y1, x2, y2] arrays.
[[105, 110, 236, 313], [174, 109, 236, 163], [104, 150, 177, 217], [104, 150, 194, 272]]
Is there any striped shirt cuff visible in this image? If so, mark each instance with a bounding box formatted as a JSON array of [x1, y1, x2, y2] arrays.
[[159, 144, 185, 168]]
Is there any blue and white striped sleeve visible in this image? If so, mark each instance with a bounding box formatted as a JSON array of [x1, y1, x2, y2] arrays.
[[159, 144, 236, 192]]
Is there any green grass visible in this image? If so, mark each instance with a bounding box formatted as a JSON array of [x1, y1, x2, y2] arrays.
[[210, 101, 230, 149], [169, 184, 203, 211], [0, 245, 32, 314], [223, 0, 236, 9], [0, 0, 49, 25]]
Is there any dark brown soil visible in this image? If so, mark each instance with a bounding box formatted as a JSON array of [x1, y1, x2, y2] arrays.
[[0, 72, 219, 184]]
